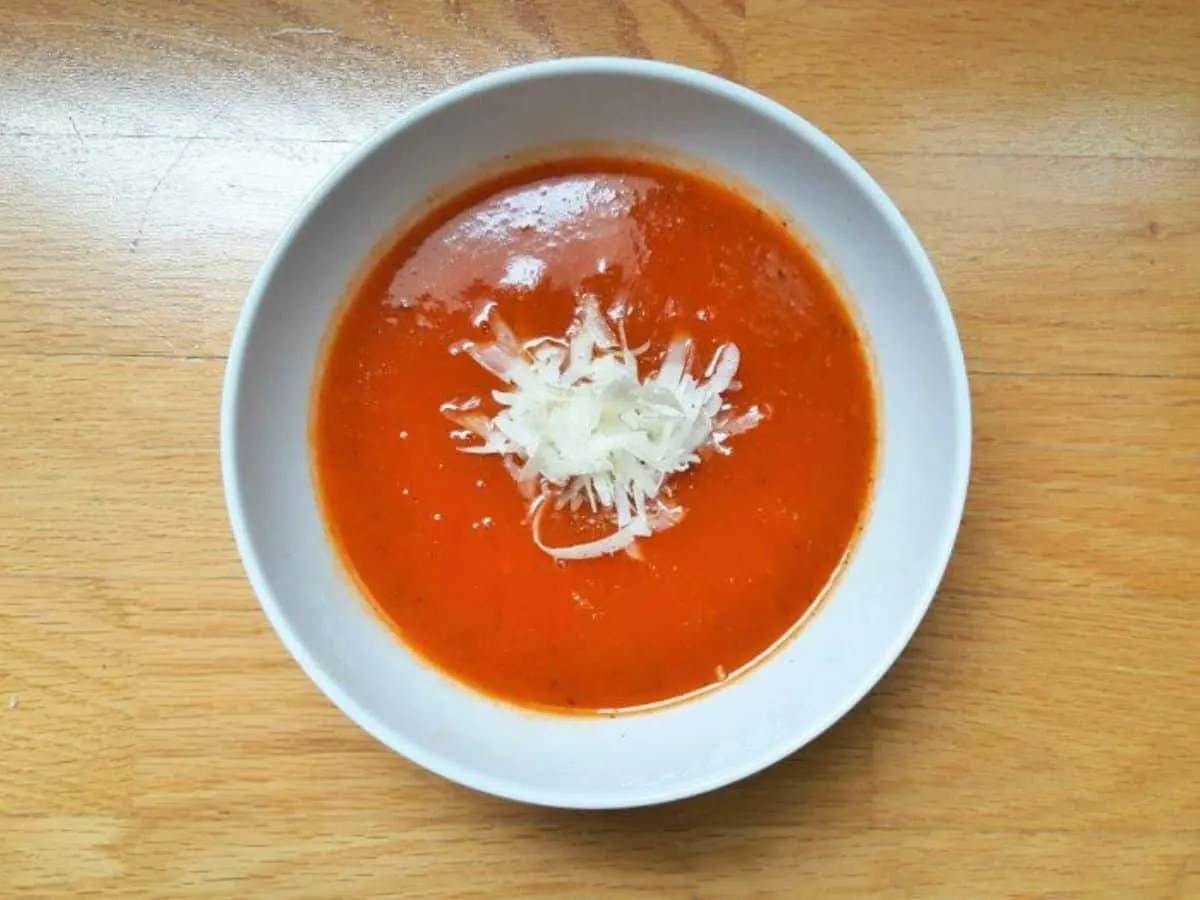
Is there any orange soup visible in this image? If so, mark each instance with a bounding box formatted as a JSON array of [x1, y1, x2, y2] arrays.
[[314, 156, 875, 711]]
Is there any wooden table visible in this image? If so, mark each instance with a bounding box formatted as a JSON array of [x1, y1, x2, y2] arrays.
[[2, 1, 1197, 896]]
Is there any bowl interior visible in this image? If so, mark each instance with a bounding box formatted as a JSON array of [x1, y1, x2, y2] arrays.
[[223, 59, 969, 808]]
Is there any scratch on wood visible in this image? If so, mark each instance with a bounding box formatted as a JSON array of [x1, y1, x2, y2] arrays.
[[267, 27, 337, 37], [128, 98, 233, 252], [610, 0, 652, 57], [512, 0, 561, 55], [68, 115, 85, 147], [663, 0, 737, 76], [129, 134, 200, 252]]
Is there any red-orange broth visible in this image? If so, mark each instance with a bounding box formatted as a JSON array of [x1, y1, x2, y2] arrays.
[[314, 156, 876, 711]]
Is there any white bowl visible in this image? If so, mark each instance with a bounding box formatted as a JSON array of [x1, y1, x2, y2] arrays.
[[221, 58, 970, 809]]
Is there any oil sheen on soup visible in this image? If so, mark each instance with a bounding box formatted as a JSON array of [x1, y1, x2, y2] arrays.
[[314, 156, 876, 712]]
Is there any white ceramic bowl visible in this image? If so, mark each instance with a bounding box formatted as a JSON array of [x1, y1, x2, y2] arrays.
[[222, 58, 970, 809]]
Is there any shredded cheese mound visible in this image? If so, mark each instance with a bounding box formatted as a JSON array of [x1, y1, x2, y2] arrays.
[[444, 296, 764, 560]]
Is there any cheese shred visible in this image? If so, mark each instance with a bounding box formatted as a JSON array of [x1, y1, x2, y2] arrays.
[[444, 295, 764, 560]]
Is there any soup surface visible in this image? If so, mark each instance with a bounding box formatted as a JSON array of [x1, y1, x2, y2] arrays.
[[314, 156, 875, 711]]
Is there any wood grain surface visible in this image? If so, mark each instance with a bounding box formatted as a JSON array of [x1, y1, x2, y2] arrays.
[[1, 1, 1197, 896]]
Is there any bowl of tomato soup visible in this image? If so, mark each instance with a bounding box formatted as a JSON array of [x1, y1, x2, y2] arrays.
[[222, 58, 970, 808]]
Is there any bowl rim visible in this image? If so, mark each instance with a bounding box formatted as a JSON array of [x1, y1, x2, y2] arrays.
[[221, 55, 972, 808]]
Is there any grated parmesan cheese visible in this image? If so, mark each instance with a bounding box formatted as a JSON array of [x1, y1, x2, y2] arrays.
[[444, 295, 764, 560]]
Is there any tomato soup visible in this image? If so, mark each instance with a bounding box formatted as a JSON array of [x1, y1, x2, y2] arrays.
[[314, 156, 876, 711]]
